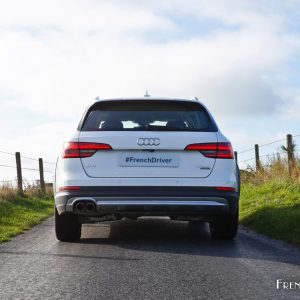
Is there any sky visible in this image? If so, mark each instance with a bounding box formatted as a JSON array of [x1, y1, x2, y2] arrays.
[[1, 0, 300, 182]]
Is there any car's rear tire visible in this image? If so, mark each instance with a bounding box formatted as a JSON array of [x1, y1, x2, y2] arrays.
[[55, 206, 82, 242], [209, 211, 238, 239]]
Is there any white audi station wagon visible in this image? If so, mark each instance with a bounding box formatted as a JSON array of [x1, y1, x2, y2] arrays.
[[54, 97, 240, 241]]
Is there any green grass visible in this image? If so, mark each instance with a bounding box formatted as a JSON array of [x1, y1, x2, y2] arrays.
[[240, 180, 300, 247], [0, 196, 53, 243]]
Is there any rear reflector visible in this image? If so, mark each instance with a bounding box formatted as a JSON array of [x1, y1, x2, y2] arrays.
[[59, 186, 81, 191], [216, 186, 235, 192], [63, 142, 112, 158], [185, 142, 233, 159]]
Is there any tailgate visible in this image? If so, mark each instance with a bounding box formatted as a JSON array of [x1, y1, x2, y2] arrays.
[[79, 131, 218, 178]]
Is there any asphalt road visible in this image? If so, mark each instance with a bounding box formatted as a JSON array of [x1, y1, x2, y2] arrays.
[[0, 217, 299, 300]]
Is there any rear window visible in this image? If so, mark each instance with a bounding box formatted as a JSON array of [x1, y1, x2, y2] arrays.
[[81, 100, 217, 132]]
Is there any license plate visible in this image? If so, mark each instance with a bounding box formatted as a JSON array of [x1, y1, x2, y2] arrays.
[[118, 153, 179, 167]]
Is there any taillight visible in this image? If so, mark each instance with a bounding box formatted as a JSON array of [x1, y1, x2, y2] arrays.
[[216, 186, 235, 192], [63, 142, 112, 158], [59, 186, 81, 191], [185, 142, 233, 159]]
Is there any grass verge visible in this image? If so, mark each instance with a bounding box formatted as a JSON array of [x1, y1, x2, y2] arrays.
[[0, 196, 53, 243], [239, 180, 300, 247]]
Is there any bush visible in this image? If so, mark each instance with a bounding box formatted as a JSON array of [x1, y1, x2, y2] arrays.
[[0, 182, 53, 202]]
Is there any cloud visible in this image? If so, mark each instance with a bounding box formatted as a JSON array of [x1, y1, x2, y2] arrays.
[[0, 0, 300, 178], [278, 87, 300, 119], [201, 73, 283, 116], [0, 121, 74, 181], [0, 1, 177, 34], [1, 21, 297, 116]]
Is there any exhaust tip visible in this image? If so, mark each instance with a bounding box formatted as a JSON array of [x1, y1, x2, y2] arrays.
[[86, 202, 96, 212], [75, 202, 85, 212]]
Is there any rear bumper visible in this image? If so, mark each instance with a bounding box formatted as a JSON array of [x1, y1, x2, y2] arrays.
[[55, 186, 239, 217]]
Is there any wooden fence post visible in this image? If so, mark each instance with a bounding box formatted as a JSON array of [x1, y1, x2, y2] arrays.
[[287, 134, 293, 176], [39, 158, 45, 194], [255, 144, 260, 171], [15, 152, 23, 195]]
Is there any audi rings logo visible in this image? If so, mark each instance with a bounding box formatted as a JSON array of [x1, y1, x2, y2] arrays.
[[137, 138, 160, 146]]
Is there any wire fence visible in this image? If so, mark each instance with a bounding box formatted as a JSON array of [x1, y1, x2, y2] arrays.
[[236, 133, 300, 174], [0, 149, 55, 193], [1, 133, 299, 189]]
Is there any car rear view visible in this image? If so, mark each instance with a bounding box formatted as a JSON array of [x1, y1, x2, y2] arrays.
[[54, 97, 240, 241]]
